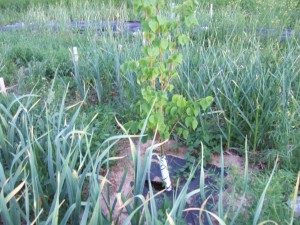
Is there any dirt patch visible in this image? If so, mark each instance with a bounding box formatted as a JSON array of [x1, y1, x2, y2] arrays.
[[100, 139, 188, 222], [101, 140, 257, 223]]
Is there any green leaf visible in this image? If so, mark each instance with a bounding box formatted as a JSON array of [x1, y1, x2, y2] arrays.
[[140, 58, 150, 67], [172, 94, 180, 103], [157, 112, 164, 125], [185, 117, 193, 127], [160, 38, 169, 50], [171, 71, 179, 79], [192, 118, 198, 130], [185, 14, 198, 27], [198, 96, 214, 111], [149, 115, 155, 124], [161, 131, 170, 140], [178, 34, 190, 45], [170, 106, 177, 116], [141, 103, 150, 113], [183, 130, 189, 139], [174, 53, 183, 65], [149, 20, 159, 32], [193, 108, 199, 117], [60, 204, 76, 225], [168, 84, 174, 92], [147, 47, 160, 57], [157, 15, 168, 26], [253, 157, 279, 225], [157, 62, 166, 71], [131, 121, 139, 134], [141, 21, 151, 32], [177, 97, 186, 108], [177, 127, 183, 135], [128, 61, 139, 70], [186, 107, 193, 116], [5, 181, 25, 203], [151, 67, 160, 79]]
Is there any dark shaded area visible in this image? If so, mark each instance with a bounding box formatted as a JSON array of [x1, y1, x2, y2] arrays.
[[142, 155, 227, 225], [0, 21, 299, 42], [251, 27, 295, 42], [0, 21, 142, 33]]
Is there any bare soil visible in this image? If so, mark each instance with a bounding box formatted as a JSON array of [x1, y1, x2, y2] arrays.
[[101, 139, 256, 224]]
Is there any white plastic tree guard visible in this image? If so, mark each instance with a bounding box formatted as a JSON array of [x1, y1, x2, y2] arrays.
[[158, 155, 172, 191], [0, 77, 7, 96]]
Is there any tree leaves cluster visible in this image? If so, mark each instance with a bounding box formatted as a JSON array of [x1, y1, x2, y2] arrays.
[[121, 0, 213, 145]]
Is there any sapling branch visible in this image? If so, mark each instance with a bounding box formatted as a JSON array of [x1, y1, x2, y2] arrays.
[[163, 77, 172, 92], [170, 119, 180, 135]]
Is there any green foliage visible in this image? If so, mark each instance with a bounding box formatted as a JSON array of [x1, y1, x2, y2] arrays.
[[0, 32, 72, 87], [0, 84, 127, 224], [0, 0, 130, 11], [122, 0, 213, 147], [0, 0, 299, 223], [79, 104, 119, 149], [0, 87, 298, 224], [227, 168, 298, 224], [0, 0, 298, 163], [176, 21, 300, 169]]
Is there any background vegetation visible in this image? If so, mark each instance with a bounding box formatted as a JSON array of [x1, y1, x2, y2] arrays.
[[0, 0, 299, 224]]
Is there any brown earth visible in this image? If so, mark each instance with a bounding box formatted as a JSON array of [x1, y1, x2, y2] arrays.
[[101, 139, 255, 224]]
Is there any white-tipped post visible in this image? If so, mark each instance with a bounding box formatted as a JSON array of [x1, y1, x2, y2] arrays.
[[210, 4, 213, 19], [171, 2, 175, 19], [0, 77, 7, 96], [72, 47, 79, 63], [159, 155, 172, 191]]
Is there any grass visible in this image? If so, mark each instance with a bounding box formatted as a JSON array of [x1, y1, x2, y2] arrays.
[[0, 91, 298, 224], [0, 0, 299, 224], [178, 27, 300, 167]]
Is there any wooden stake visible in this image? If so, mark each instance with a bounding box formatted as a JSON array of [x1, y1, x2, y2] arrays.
[[0, 77, 7, 96]]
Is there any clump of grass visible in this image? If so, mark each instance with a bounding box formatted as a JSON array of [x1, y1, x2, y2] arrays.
[[0, 0, 299, 223], [177, 20, 299, 169], [0, 80, 135, 224], [0, 84, 299, 224]]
